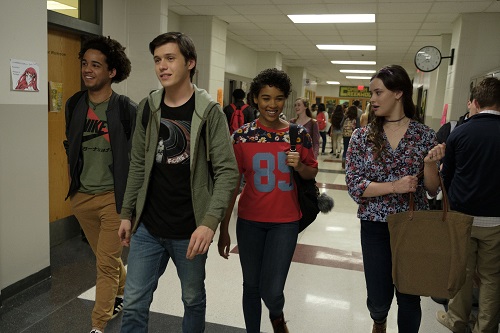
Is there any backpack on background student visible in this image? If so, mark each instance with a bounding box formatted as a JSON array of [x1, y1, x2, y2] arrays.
[[229, 103, 249, 133], [316, 111, 327, 131]]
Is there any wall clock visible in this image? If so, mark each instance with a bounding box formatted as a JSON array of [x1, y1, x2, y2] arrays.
[[414, 46, 454, 72]]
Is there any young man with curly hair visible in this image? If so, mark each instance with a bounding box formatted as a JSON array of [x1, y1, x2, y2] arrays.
[[64, 35, 137, 333]]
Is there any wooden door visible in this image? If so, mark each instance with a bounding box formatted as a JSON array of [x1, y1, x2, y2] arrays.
[[48, 29, 81, 222]]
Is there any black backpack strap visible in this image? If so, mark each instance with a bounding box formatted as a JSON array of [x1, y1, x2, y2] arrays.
[[289, 123, 298, 151], [202, 101, 218, 181], [288, 123, 300, 186], [64, 90, 87, 152], [141, 99, 151, 130], [117, 95, 133, 140], [66, 90, 87, 128]]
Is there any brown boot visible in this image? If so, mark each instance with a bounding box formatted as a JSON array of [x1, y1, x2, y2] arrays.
[[372, 320, 386, 333], [271, 313, 289, 333]]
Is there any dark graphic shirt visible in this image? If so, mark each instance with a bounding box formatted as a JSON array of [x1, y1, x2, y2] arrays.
[[141, 93, 196, 239]]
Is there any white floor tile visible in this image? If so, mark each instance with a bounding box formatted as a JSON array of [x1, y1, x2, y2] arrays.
[[78, 157, 455, 332]]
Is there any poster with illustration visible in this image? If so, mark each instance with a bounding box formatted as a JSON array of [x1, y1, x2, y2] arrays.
[[49, 81, 63, 112], [11, 59, 39, 92]]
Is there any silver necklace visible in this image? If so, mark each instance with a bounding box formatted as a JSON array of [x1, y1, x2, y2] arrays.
[[88, 95, 111, 109]]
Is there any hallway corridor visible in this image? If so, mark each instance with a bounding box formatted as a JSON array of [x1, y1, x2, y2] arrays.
[[0, 151, 452, 333]]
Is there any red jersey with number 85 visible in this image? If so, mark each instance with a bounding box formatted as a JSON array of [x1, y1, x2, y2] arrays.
[[231, 120, 318, 223]]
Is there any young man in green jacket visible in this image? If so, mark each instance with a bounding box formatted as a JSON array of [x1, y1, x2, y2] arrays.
[[118, 32, 239, 333]]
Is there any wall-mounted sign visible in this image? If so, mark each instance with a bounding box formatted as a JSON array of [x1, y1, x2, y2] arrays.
[[339, 86, 370, 98], [11, 59, 40, 92]]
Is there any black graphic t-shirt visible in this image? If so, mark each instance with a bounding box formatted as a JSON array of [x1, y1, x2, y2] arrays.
[[79, 102, 114, 194], [141, 93, 196, 239]]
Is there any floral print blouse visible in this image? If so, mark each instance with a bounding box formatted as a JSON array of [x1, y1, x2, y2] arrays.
[[345, 120, 437, 222]]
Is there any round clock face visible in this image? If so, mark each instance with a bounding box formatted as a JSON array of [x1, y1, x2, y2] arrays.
[[414, 46, 442, 72]]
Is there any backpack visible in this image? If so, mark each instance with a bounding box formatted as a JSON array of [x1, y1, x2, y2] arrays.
[[67, 90, 133, 140], [229, 103, 249, 133], [289, 124, 334, 232], [342, 118, 357, 137], [316, 112, 327, 131]]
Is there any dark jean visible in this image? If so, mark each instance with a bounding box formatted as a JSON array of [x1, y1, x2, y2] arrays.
[[120, 223, 207, 333], [342, 136, 350, 160], [360, 220, 421, 333], [319, 131, 327, 153], [236, 218, 299, 333]]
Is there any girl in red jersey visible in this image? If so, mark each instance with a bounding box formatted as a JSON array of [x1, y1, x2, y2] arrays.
[[218, 68, 318, 333]]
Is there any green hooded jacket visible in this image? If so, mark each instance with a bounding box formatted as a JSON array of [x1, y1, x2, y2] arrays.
[[120, 85, 239, 233]]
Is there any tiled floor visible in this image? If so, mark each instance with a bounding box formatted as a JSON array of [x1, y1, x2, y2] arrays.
[[1, 145, 459, 333]]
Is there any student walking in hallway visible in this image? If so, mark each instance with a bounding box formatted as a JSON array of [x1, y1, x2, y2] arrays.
[[64, 35, 137, 333], [118, 32, 238, 333], [345, 65, 445, 333], [218, 68, 318, 333]]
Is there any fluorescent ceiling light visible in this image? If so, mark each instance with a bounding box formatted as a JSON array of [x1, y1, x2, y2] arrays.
[[326, 81, 340, 85], [339, 69, 376, 74], [346, 76, 372, 80], [318, 45, 376, 51], [288, 14, 375, 24], [47, 1, 76, 10], [332, 61, 376, 65]]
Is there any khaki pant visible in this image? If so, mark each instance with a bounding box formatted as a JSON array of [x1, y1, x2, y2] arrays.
[[447, 225, 500, 333], [71, 191, 126, 331], [330, 130, 342, 154]]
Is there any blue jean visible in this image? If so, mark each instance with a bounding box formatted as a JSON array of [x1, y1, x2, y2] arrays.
[[342, 136, 350, 160], [236, 218, 299, 333], [319, 131, 327, 153], [360, 220, 421, 333], [120, 223, 207, 333]]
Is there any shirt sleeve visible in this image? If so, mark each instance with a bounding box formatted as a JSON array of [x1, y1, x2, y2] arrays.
[[299, 126, 319, 168], [231, 134, 245, 174], [441, 134, 456, 192], [345, 128, 371, 203]]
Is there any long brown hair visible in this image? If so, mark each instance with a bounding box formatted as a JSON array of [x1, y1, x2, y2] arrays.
[[367, 65, 415, 159]]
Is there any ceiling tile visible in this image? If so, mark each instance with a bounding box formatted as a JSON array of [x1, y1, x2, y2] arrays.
[[167, 0, 499, 85]]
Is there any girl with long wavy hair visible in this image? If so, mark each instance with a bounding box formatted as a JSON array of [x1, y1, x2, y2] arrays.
[[345, 65, 445, 333]]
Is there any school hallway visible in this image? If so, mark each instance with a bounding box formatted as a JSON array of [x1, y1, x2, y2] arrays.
[[0, 151, 456, 333]]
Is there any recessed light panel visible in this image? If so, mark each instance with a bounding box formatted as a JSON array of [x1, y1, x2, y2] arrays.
[[346, 76, 373, 80], [318, 45, 376, 51], [288, 14, 375, 24], [331, 61, 376, 65], [339, 69, 376, 74]]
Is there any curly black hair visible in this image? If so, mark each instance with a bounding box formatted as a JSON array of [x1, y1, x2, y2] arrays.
[[249, 68, 292, 102], [79, 35, 131, 83]]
